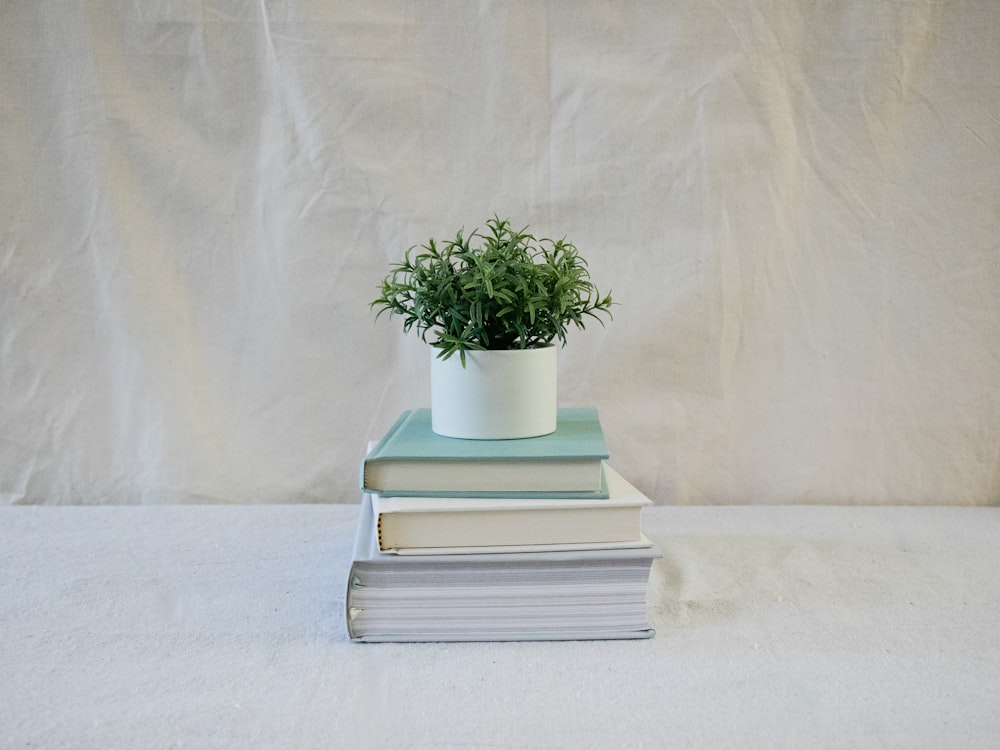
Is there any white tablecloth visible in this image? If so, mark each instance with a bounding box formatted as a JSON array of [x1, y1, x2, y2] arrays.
[[3, 504, 998, 748]]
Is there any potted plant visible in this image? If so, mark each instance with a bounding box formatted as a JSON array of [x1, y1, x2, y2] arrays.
[[372, 216, 614, 439]]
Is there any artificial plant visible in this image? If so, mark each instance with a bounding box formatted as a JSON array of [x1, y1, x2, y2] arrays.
[[372, 216, 614, 363]]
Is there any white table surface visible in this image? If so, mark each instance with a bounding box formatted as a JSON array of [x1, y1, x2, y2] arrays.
[[2, 503, 999, 749]]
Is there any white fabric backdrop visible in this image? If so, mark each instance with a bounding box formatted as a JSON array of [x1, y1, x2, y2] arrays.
[[2, 1, 998, 505]]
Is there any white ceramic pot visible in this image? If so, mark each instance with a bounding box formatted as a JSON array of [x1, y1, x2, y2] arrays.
[[430, 346, 557, 439]]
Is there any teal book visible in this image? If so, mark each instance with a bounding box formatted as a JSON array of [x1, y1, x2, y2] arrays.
[[360, 408, 609, 497]]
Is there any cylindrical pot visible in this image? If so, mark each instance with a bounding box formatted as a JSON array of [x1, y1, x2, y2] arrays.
[[430, 346, 557, 439]]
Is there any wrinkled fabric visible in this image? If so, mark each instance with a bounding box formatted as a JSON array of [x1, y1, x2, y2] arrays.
[[1, 1, 998, 505], [3, 504, 1000, 746]]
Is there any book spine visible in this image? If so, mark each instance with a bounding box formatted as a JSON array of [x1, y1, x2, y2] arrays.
[[359, 411, 412, 491]]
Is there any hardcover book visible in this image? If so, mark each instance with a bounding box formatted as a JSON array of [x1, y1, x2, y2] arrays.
[[373, 463, 651, 554], [360, 407, 609, 497]]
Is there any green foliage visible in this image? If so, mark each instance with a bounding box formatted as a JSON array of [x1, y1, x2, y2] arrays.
[[372, 216, 614, 363]]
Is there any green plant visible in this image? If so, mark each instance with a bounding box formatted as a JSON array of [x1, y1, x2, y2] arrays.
[[372, 216, 614, 363]]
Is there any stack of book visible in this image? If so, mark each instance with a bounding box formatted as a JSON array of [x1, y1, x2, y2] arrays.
[[345, 407, 660, 642]]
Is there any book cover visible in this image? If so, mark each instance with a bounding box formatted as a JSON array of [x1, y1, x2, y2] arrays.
[[360, 408, 610, 496]]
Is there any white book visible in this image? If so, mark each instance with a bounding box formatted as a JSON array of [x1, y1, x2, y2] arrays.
[[372, 463, 652, 554]]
